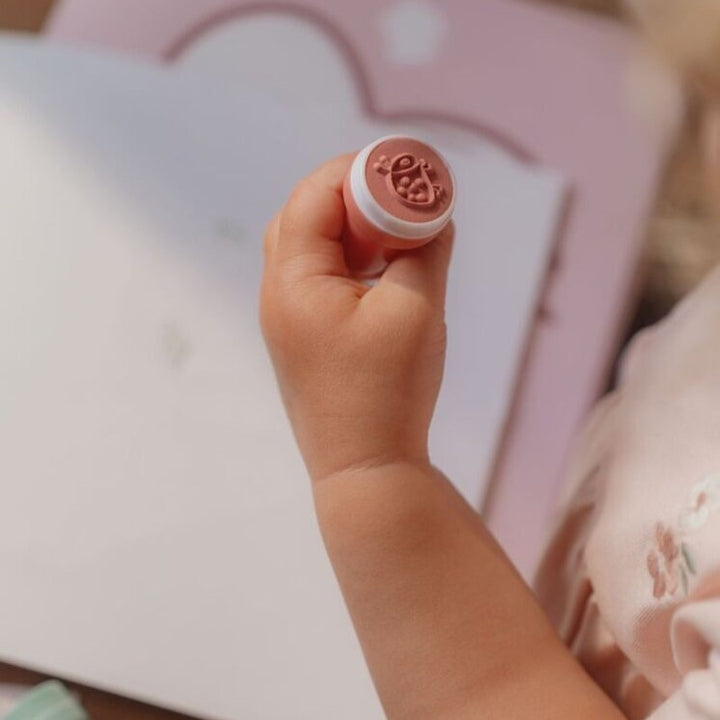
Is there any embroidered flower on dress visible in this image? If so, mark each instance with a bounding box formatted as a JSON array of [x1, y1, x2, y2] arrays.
[[679, 473, 720, 533], [647, 524, 680, 599], [647, 523, 698, 600], [646, 473, 720, 600]]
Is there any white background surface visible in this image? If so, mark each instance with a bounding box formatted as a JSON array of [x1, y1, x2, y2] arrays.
[[0, 18, 564, 720]]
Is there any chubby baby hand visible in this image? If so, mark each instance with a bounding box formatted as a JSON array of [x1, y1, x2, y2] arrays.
[[260, 155, 454, 482]]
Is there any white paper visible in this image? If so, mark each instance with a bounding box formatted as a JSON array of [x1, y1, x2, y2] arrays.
[[0, 22, 564, 720]]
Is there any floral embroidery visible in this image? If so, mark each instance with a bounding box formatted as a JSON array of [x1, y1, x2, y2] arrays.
[[679, 473, 720, 533], [647, 523, 698, 600], [646, 473, 720, 600]]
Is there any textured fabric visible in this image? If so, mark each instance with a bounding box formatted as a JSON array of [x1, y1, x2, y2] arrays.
[[534, 267, 720, 719]]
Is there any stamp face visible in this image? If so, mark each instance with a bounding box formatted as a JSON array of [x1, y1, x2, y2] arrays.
[[365, 137, 454, 222]]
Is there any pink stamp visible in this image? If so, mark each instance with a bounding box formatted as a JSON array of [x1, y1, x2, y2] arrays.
[[343, 136, 456, 275]]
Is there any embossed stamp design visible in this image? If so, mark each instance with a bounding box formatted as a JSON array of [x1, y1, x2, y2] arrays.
[[373, 152, 445, 209]]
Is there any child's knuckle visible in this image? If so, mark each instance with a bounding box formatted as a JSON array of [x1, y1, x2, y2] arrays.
[[263, 284, 323, 347], [282, 179, 315, 224], [403, 298, 436, 334]]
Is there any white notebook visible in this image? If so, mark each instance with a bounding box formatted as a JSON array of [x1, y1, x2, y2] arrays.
[[0, 24, 564, 720]]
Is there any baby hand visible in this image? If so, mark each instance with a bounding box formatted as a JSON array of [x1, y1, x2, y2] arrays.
[[260, 154, 454, 483]]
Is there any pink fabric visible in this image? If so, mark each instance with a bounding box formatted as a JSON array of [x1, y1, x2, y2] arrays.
[[535, 267, 720, 718]]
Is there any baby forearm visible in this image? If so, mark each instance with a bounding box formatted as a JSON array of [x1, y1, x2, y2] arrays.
[[313, 461, 625, 719]]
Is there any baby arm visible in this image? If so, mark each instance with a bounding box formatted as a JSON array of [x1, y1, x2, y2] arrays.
[[260, 155, 625, 719]]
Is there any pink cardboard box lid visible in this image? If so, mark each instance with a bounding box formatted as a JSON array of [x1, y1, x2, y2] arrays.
[[47, 0, 680, 576]]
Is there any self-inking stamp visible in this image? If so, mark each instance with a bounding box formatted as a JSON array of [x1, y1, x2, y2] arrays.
[[343, 136, 456, 276]]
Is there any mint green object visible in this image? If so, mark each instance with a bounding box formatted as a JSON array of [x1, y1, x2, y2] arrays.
[[4, 681, 87, 720]]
